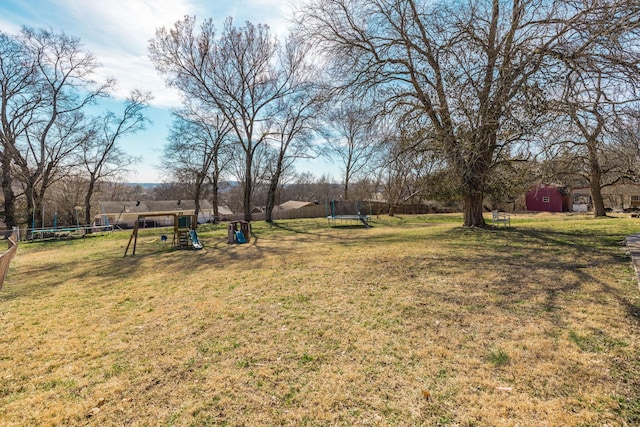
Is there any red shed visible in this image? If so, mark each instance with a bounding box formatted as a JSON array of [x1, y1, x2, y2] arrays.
[[525, 184, 571, 212]]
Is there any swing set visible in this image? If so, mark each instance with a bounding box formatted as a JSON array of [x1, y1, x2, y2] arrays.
[[124, 213, 201, 256]]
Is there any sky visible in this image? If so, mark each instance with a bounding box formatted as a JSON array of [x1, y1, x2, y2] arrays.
[[0, 0, 340, 183]]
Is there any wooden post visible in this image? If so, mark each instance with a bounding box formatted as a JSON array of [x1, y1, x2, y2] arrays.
[[124, 220, 140, 257], [172, 214, 179, 248]]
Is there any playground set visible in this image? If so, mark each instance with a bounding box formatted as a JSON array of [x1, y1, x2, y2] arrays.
[[326, 199, 372, 228], [124, 213, 202, 256], [227, 221, 251, 244]]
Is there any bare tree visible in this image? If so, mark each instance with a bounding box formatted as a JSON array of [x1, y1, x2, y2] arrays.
[[163, 103, 232, 222], [321, 95, 381, 200], [543, 5, 640, 216], [151, 182, 192, 201], [100, 181, 148, 202], [10, 28, 113, 229], [264, 36, 326, 222], [280, 171, 340, 203], [81, 90, 151, 224], [297, 0, 639, 226], [45, 175, 87, 226], [16, 111, 95, 228], [610, 114, 640, 181], [381, 129, 439, 216], [0, 31, 37, 228], [150, 17, 305, 221]]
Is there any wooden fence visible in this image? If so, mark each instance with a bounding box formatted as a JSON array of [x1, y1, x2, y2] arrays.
[[0, 229, 19, 290]]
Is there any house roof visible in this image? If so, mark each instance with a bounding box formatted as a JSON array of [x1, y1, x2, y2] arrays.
[[276, 200, 316, 211], [97, 200, 232, 216], [572, 184, 640, 196]]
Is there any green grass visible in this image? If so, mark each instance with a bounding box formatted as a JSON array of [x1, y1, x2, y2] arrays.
[[1, 212, 639, 425], [487, 348, 511, 367]]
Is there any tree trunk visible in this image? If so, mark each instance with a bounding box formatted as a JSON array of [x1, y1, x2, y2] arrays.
[[265, 152, 286, 223], [243, 153, 253, 222], [588, 143, 607, 217], [457, 152, 489, 228], [193, 173, 204, 219], [25, 181, 36, 229], [590, 179, 607, 217], [463, 191, 486, 227], [265, 189, 275, 223], [1, 154, 16, 229], [84, 174, 96, 225], [343, 162, 351, 200], [342, 173, 349, 200], [265, 173, 281, 223], [211, 175, 220, 223], [36, 183, 49, 226]]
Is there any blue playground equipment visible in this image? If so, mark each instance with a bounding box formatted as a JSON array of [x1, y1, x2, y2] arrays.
[[189, 230, 203, 249], [227, 221, 251, 244]]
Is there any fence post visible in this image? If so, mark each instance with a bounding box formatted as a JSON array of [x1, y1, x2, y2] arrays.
[[0, 229, 19, 290]]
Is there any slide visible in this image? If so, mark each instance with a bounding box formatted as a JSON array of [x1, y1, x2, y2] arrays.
[[189, 230, 203, 250], [235, 230, 247, 244]]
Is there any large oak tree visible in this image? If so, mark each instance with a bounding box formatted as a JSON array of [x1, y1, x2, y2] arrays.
[[150, 17, 310, 221], [296, 0, 638, 226]]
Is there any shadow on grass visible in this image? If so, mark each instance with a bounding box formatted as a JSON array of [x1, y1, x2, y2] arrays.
[[1, 255, 149, 302], [267, 221, 325, 235], [412, 225, 639, 325], [0, 262, 69, 301], [267, 220, 374, 234], [7, 222, 637, 327], [326, 225, 374, 231], [92, 221, 381, 281], [55, 222, 626, 285]]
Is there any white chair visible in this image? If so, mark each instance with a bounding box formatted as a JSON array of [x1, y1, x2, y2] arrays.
[[492, 210, 510, 227]]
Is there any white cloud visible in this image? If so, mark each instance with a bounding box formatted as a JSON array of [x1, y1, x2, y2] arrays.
[[240, 0, 293, 35], [0, 0, 306, 182], [55, 0, 195, 50], [49, 0, 198, 107], [0, 0, 199, 107], [0, 0, 297, 107]]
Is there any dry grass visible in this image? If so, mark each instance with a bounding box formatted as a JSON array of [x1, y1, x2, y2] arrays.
[[1, 213, 639, 426]]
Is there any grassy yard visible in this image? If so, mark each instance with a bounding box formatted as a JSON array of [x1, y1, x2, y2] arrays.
[[1, 213, 639, 426]]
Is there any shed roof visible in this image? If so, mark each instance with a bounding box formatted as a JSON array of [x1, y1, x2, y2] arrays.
[[528, 183, 570, 196]]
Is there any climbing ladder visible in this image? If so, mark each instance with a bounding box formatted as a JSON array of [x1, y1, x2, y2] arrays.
[[178, 230, 190, 247]]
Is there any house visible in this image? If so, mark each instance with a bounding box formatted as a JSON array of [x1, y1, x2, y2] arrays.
[[571, 185, 640, 212], [95, 200, 233, 228], [269, 200, 323, 220], [525, 184, 571, 213], [275, 200, 317, 211]]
